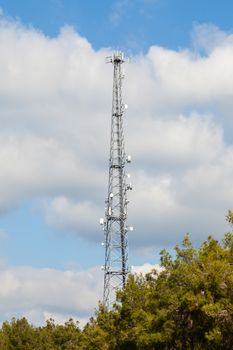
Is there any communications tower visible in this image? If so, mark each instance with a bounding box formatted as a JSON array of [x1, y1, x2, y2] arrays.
[[100, 52, 132, 308]]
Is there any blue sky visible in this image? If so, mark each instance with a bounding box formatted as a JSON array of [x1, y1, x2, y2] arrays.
[[0, 0, 233, 325], [1, 0, 233, 51]]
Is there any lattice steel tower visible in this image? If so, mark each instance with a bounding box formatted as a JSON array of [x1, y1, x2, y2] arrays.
[[100, 52, 132, 308]]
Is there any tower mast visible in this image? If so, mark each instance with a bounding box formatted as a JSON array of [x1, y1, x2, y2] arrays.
[[100, 52, 132, 308]]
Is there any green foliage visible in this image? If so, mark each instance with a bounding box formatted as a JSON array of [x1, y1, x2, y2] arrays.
[[0, 317, 82, 350], [88, 232, 233, 349], [0, 318, 39, 350], [1, 225, 233, 349]]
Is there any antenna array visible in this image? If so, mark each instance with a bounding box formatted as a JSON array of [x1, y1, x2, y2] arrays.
[[100, 52, 132, 308]]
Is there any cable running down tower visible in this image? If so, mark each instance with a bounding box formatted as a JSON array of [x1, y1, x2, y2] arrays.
[[100, 52, 132, 308]]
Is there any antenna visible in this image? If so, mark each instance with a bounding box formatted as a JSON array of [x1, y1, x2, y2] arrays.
[[101, 52, 132, 308]]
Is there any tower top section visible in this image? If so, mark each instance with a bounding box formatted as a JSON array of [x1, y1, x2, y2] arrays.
[[106, 51, 125, 64]]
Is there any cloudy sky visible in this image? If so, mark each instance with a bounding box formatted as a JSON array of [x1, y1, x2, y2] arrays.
[[0, 0, 233, 326]]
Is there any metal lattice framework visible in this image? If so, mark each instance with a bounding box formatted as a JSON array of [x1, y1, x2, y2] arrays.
[[100, 52, 132, 308]]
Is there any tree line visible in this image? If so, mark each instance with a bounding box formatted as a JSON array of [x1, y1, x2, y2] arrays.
[[1, 213, 233, 349]]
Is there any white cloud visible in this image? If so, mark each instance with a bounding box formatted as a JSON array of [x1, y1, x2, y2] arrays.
[[0, 17, 231, 250], [129, 114, 224, 167], [192, 24, 229, 54], [124, 33, 233, 122], [45, 196, 102, 240], [132, 263, 162, 275], [0, 264, 103, 326], [0, 262, 161, 326], [0, 134, 105, 212]]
